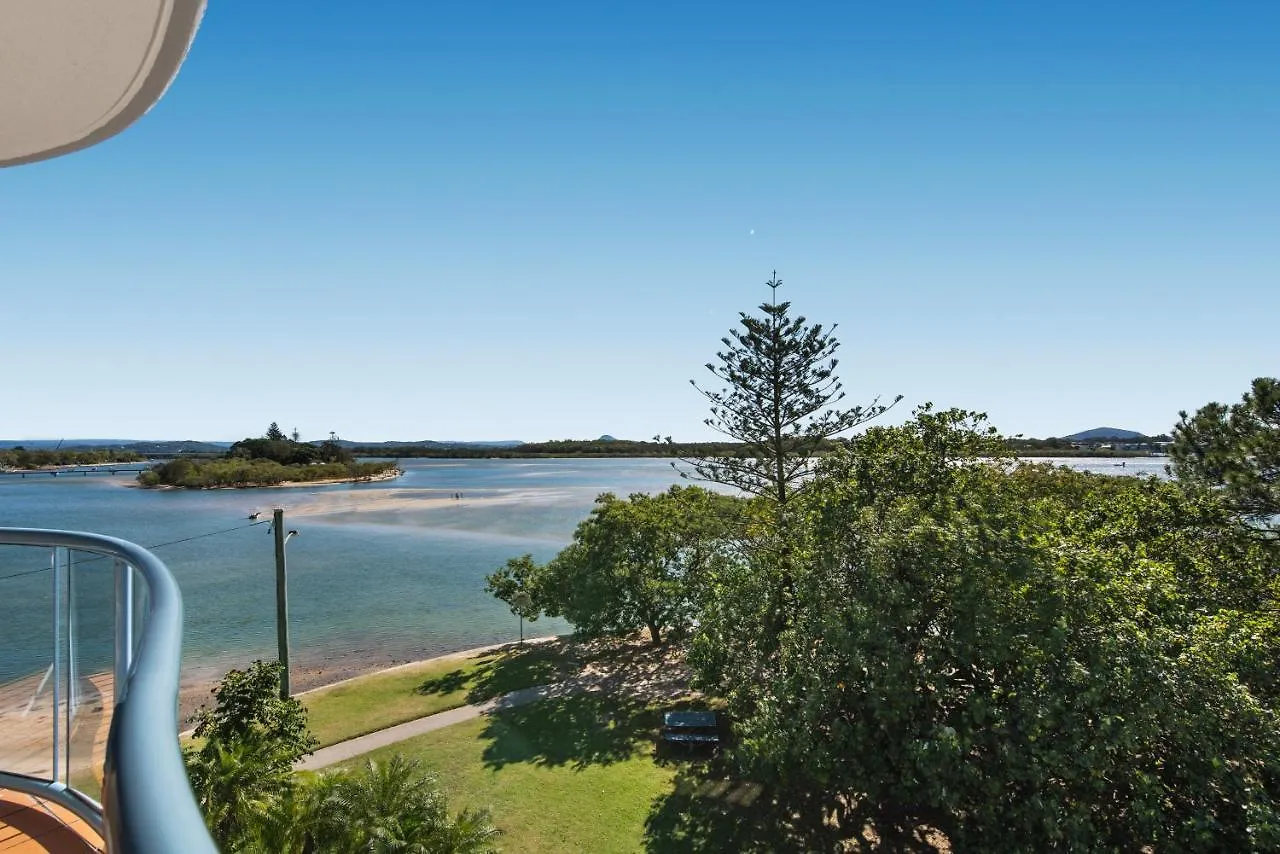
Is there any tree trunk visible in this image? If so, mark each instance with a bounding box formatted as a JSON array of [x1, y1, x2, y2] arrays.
[[647, 621, 663, 646]]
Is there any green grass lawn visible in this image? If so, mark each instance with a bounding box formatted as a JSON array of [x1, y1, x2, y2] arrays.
[[327, 690, 780, 854], [336, 691, 678, 854], [302, 640, 580, 748]]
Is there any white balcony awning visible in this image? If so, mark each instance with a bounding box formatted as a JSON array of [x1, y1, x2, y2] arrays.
[[0, 0, 206, 167]]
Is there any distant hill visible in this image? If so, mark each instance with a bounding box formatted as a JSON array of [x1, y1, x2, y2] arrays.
[[0, 438, 230, 452], [0, 439, 135, 449], [1065, 427, 1145, 442], [122, 440, 232, 455]]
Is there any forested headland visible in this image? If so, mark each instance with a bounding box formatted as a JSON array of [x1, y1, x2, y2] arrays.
[[137, 425, 399, 488]]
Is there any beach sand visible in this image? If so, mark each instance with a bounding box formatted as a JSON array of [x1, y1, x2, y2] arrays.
[[280, 487, 533, 518]]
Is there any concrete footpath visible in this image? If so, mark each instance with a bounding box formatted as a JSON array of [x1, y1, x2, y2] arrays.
[[296, 681, 582, 771]]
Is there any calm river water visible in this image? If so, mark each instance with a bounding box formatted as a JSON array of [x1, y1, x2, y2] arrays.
[[0, 456, 1168, 691]]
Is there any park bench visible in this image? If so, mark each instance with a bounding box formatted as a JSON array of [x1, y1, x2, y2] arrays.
[[661, 710, 722, 749]]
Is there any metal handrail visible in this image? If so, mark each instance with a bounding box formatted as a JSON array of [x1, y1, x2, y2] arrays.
[[0, 528, 216, 853]]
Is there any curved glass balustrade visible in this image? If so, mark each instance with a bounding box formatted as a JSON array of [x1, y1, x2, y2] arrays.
[[0, 528, 216, 853]]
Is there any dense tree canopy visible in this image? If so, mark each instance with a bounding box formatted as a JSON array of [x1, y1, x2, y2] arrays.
[[229, 424, 352, 466], [138, 457, 394, 488], [1170, 376, 1280, 532], [689, 407, 1280, 850], [476, 285, 1280, 849]]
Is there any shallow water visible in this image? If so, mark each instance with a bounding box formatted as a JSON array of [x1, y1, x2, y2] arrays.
[[1018, 456, 1170, 479], [0, 458, 699, 686]]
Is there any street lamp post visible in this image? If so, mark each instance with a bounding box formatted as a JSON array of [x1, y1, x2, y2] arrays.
[[512, 590, 532, 646], [273, 508, 299, 699]]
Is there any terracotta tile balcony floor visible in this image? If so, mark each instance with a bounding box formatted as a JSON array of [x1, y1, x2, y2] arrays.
[[0, 791, 103, 853]]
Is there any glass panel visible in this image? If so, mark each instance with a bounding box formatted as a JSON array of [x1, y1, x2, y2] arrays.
[[0, 544, 55, 780], [132, 562, 150, 665], [0, 543, 133, 799], [66, 548, 114, 800]]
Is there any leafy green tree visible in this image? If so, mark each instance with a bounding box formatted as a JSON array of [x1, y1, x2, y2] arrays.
[[688, 273, 900, 506], [508, 486, 741, 645], [691, 407, 1280, 850], [485, 554, 544, 643], [190, 660, 317, 767], [183, 661, 315, 850], [1170, 376, 1280, 533], [266, 422, 286, 442]]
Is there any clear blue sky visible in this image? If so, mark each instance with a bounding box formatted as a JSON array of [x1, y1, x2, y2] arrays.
[[3, 1, 1277, 442]]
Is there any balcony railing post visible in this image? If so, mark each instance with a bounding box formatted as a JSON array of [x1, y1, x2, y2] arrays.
[[114, 558, 134, 705]]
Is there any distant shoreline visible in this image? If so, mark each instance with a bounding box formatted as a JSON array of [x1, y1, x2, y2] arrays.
[[131, 468, 404, 490], [0, 461, 144, 473]]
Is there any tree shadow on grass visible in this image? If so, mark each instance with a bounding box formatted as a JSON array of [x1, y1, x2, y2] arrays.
[[414, 667, 472, 697], [643, 767, 805, 854], [646, 768, 948, 853], [480, 689, 657, 771], [644, 748, 880, 854], [467, 641, 580, 703], [414, 640, 580, 703]]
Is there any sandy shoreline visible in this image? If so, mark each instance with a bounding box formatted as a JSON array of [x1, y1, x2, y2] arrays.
[[282, 486, 546, 517]]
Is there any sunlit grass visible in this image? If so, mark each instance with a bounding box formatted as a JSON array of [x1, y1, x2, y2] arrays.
[[308, 643, 773, 853], [302, 640, 578, 747], [338, 693, 678, 854]]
